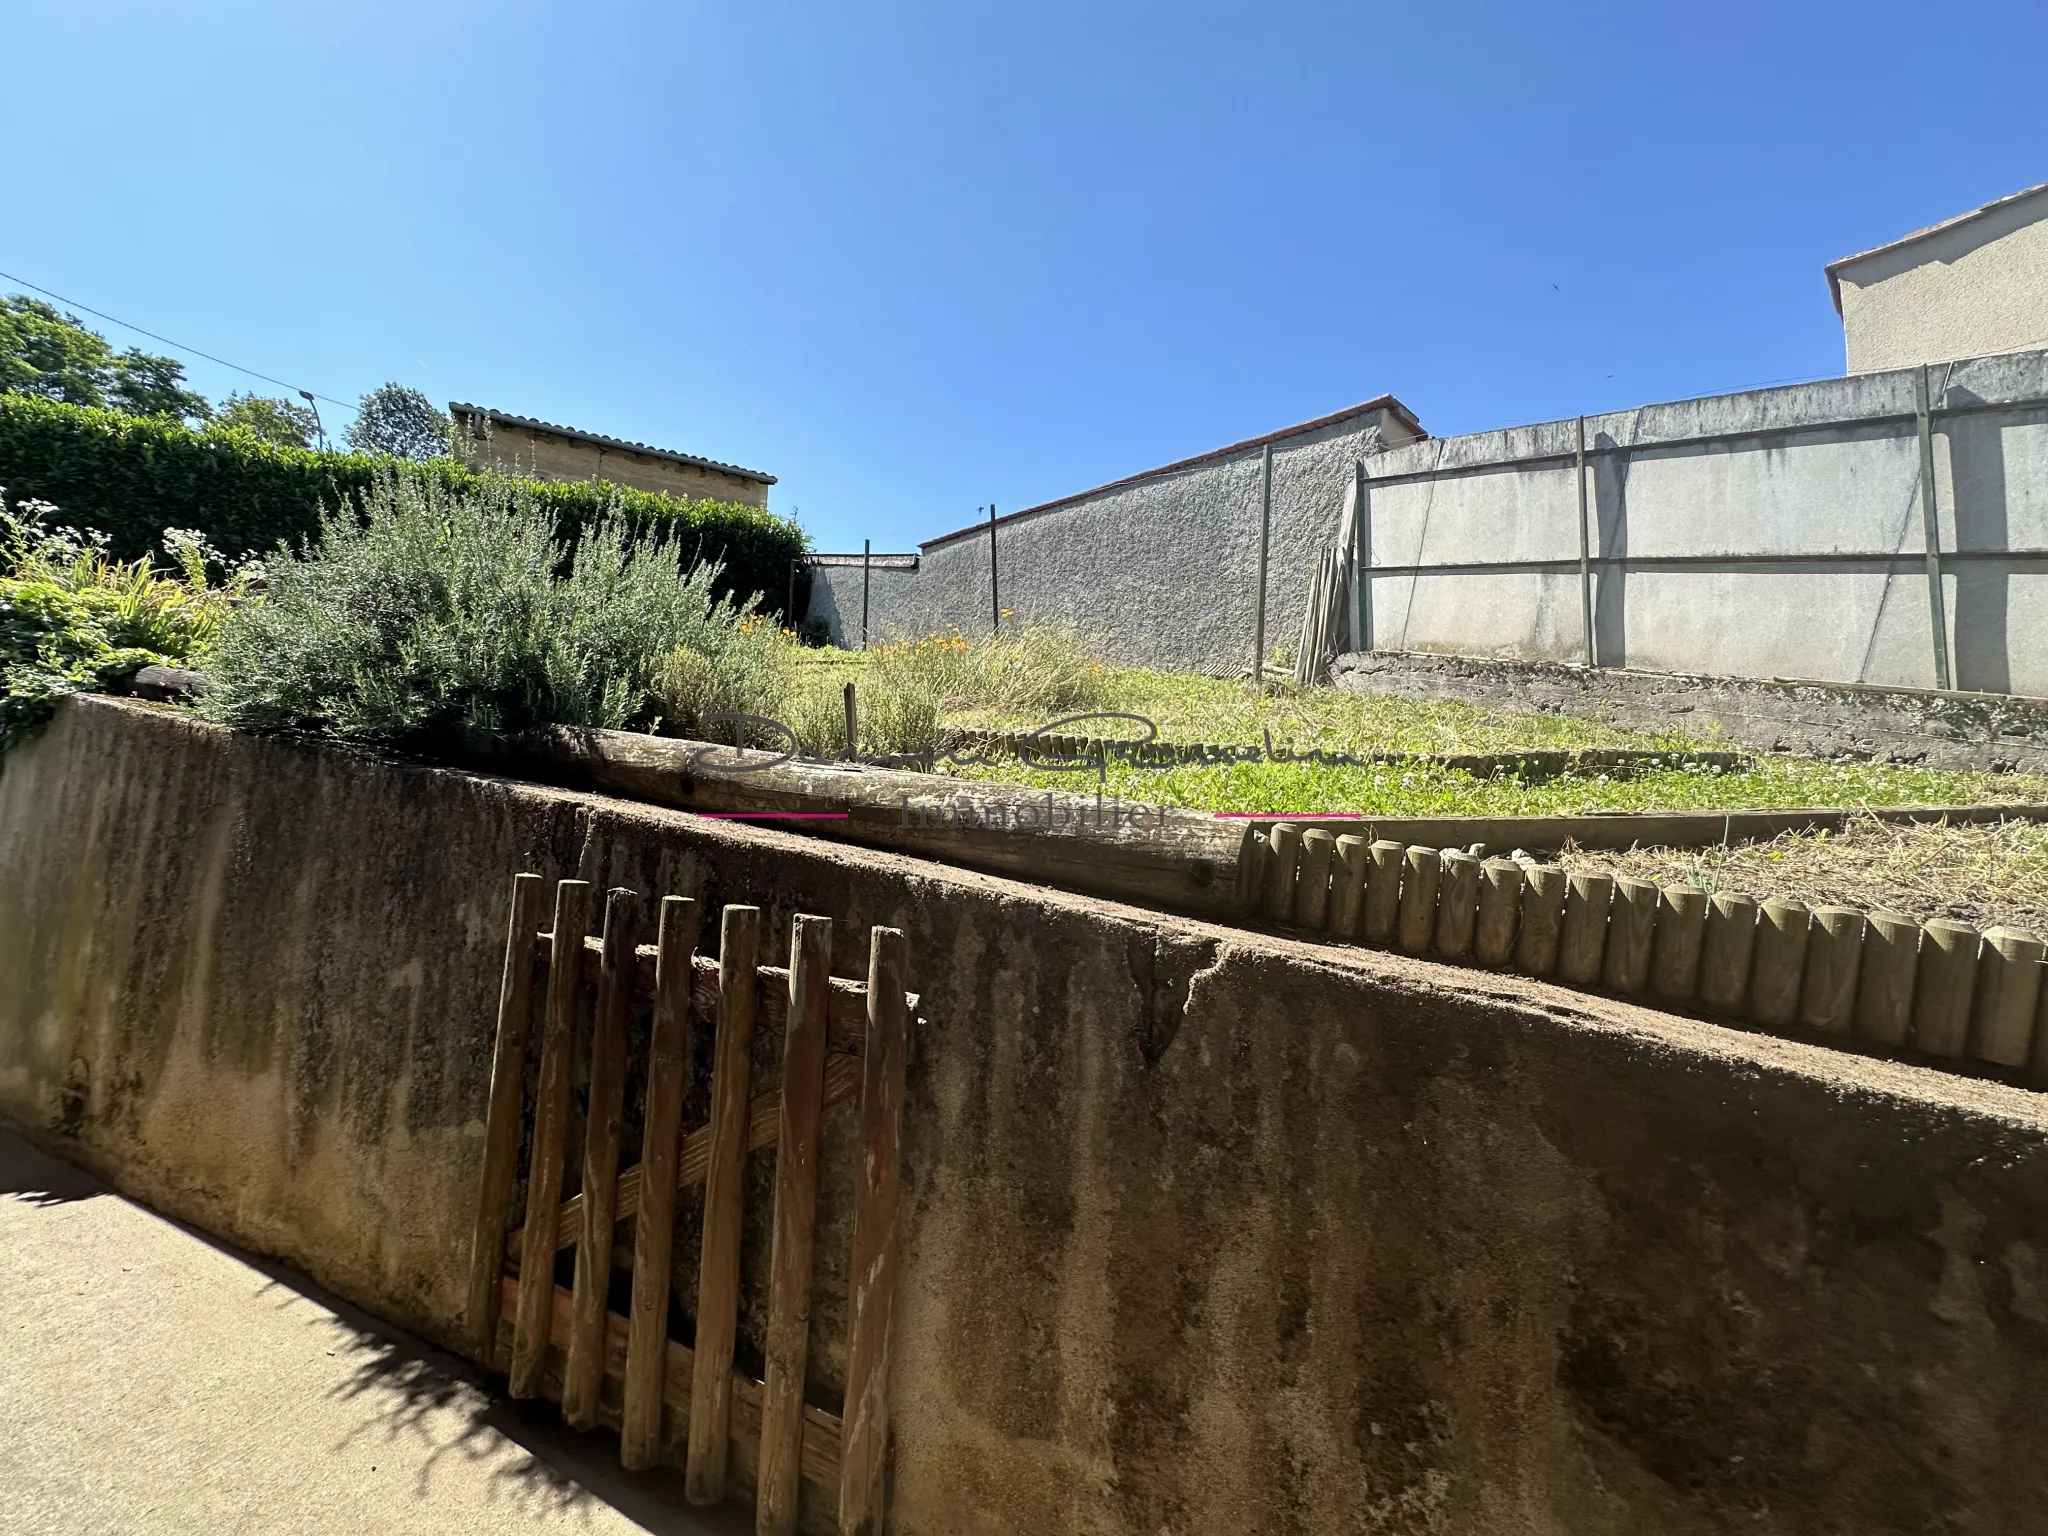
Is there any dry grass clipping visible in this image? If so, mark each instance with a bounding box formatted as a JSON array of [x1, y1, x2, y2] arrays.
[[1557, 813, 2048, 935]]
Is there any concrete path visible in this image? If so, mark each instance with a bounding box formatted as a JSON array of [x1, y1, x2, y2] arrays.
[[0, 1126, 751, 1536]]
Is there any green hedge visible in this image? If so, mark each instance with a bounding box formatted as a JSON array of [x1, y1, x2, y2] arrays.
[[0, 393, 809, 618]]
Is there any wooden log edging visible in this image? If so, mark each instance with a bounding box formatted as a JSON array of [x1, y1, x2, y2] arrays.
[[452, 727, 2048, 933], [1244, 820, 2048, 1089]]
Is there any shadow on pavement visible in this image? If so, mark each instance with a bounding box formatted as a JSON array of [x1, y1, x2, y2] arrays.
[[0, 1123, 753, 1536], [0, 1127, 106, 1205]]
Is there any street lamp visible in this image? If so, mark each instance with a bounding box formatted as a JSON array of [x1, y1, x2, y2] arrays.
[[299, 390, 327, 451]]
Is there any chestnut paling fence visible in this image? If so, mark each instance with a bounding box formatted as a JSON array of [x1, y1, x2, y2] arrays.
[[465, 875, 912, 1536], [1247, 824, 2048, 1085]]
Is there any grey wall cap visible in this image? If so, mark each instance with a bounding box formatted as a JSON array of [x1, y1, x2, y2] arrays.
[[918, 394, 1427, 552], [1367, 345, 2048, 483], [808, 552, 920, 569], [447, 402, 776, 485]]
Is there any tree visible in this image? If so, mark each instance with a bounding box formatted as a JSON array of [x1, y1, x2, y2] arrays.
[[345, 383, 449, 461], [0, 294, 212, 423], [0, 296, 119, 406], [215, 391, 319, 449], [110, 348, 212, 422]]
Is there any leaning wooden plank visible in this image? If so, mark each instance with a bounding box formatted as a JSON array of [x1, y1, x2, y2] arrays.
[[564, 887, 641, 1427], [838, 927, 909, 1536], [496, 1274, 845, 1495], [516, 1052, 864, 1258], [623, 895, 701, 1471], [687, 904, 762, 1506], [511, 879, 592, 1399], [758, 914, 834, 1536], [465, 872, 543, 1364]]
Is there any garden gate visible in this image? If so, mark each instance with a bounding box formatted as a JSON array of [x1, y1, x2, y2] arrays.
[[464, 874, 911, 1536]]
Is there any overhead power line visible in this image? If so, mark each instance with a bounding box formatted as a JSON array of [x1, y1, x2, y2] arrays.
[[0, 267, 354, 410]]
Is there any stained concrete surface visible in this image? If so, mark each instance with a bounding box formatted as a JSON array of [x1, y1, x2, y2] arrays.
[[1335, 646, 2048, 774], [0, 1125, 749, 1536], [13, 696, 2048, 1534]]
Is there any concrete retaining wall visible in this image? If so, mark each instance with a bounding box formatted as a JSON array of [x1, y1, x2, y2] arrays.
[[7, 694, 2048, 1534], [1364, 348, 2048, 694], [807, 403, 1416, 672], [1335, 649, 2048, 774], [810, 351, 2048, 696]]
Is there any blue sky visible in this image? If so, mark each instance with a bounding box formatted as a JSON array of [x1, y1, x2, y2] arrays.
[[8, 2, 2045, 552]]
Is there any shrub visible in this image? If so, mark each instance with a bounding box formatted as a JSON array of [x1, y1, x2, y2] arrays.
[[0, 493, 250, 749], [0, 392, 808, 618], [866, 622, 1112, 719], [197, 471, 773, 742], [648, 615, 793, 740]]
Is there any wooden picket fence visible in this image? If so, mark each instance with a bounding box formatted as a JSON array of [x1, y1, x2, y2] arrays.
[[1248, 823, 2048, 1084], [464, 874, 912, 1536]]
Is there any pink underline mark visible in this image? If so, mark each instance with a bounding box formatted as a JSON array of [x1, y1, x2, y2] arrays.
[[1212, 812, 1366, 819], [698, 811, 851, 819]]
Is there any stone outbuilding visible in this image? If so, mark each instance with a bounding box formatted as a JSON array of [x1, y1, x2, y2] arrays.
[[448, 402, 775, 507], [1826, 180, 2048, 374]]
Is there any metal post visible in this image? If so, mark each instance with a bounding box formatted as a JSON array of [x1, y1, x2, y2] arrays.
[[988, 503, 1000, 633], [1350, 459, 1369, 653], [861, 539, 871, 652], [1915, 366, 1953, 690], [1576, 415, 1596, 668], [1253, 444, 1272, 686], [842, 682, 858, 761]]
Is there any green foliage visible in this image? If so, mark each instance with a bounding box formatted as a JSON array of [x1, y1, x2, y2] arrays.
[[0, 495, 250, 749], [0, 295, 211, 422], [345, 382, 449, 460], [866, 623, 1112, 719], [199, 470, 774, 741], [109, 347, 211, 421], [0, 392, 807, 616], [215, 391, 320, 449], [942, 749, 2048, 819], [648, 616, 793, 740]]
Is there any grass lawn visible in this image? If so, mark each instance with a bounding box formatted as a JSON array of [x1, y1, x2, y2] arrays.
[[1557, 814, 2048, 935], [931, 752, 2048, 818], [795, 647, 2048, 819]]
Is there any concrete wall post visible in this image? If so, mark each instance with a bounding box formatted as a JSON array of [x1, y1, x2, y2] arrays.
[[1253, 444, 1273, 684], [1576, 414, 1596, 668], [1914, 366, 1954, 690], [1351, 459, 1369, 653]]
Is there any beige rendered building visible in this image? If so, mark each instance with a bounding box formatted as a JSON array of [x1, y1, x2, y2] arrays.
[[448, 403, 775, 508], [1826, 180, 2048, 374]]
